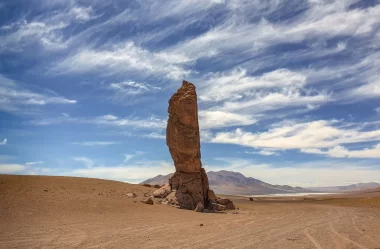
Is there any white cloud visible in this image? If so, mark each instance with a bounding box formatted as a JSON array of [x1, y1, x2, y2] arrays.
[[25, 161, 44, 165], [141, 132, 166, 139], [199, 68, 308, 102], [109, 81, 161, 96], [0, 138, 7, 145], [210, 120, 380, 154], [72, 141, 119, 146], [301, 144, 380, 159], [69, 6, 95, 21], [73, 157, 94, 168], [216, 88, 330, 113], [195, 66, 333, 126], [350, 80, 380, 98], [164, 3, 380, 63], [68, 156, 173, 183], [123, 151, 145, 163], [54, 42, 192, 80], [245, 149, 279, 156], [376, 107, 380, 113], [29, 114, 166, 130], [0, 164, 26, 173], [199, 110, 257, 129], [0, 5, 97, 51], [0, 20, 68, 51], [0, 75, 76, 114]]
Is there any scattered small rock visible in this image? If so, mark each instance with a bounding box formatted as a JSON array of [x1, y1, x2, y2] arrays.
[[44, 189, 48, 192], [199, 224, 203, 227], [126, 192, 137, 198], [194, 202, 204, 212]]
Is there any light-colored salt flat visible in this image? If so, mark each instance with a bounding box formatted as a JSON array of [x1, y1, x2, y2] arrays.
[[1, 175, 379, 249]]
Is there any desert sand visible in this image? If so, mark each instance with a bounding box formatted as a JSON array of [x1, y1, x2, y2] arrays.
[[1, 175, 380, 249]]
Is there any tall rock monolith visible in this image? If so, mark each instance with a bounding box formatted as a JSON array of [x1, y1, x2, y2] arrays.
[[166, 80, 217, 210]]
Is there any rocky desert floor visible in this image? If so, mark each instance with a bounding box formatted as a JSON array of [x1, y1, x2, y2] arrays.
[[1, 175, 380, 249]]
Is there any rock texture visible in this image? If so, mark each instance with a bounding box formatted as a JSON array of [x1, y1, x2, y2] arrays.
[[152, 184, 171, 198], [166, 81, 201, 173], [194, 202, 204, 212], [166, 80, 234, 211], [216, 198, 235, 210], [141, 196, 154, 205]]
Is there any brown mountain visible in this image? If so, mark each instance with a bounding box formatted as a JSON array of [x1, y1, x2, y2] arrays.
[[307, 182, 380, 193], [141, 170, 308, 195]]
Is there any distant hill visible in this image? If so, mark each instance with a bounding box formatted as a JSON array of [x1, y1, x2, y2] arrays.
[[141, 173, 173, 186], [140, 170, 309, 195], [308, 182, 380, 193]]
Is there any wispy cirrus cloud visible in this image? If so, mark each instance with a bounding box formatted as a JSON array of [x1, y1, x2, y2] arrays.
[[29, 114, 166, 129], [0, 138, 7, 145], [73, 157, 94, 169], [25, 161, 44, 165], [123, 151, 145, 163], [0, 75, 76, 114], [0, 4, 98, 51], [53, 42, 192, 80], [72, 141, 120, 146], [109, 81, 161, 96]]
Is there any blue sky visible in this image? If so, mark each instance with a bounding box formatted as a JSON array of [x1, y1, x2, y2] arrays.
[[0, 0, 379, 187]]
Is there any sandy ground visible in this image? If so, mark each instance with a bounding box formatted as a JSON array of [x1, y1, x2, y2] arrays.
[[1, 175, 380, 249]]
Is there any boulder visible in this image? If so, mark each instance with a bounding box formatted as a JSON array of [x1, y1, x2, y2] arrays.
[[152, 184, 171, 198], [194, 202, 204, 212], [141, 196, 154, 205], [162, 192, 176, 205], [216, 198, 235, 210], [249, 197, 254, 201], [211, 203, 226, 212]]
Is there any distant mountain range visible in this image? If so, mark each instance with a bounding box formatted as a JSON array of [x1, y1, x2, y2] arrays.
[[141, 170, 380, 195], [141, 170, 310, 195], [307, 182, 380, 193]]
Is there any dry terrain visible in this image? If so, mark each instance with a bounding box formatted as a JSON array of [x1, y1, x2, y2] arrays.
[[1, 175, 380, 249]]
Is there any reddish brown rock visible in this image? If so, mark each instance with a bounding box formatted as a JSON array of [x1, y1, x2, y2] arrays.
[[166, 81, 201, 173], [141, 196, 154, 205], [208, 189, 216, 202], [211, 203, 226, 212], [152, 184, 171, 198], [216, 198, 235, 210], [194, 202, 204, 212], [166, 81, 234, 211]]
